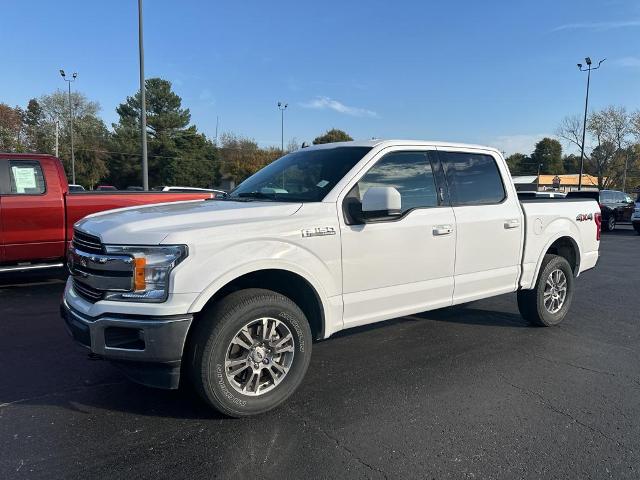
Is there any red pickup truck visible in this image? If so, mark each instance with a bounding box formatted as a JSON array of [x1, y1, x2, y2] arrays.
[[0, 153, 215, 272]]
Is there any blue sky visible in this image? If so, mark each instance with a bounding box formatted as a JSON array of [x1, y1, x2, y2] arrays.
[[2, 0, 639, 155]]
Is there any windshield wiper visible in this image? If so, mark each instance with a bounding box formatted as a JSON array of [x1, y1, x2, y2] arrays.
[[235, 191, 278, 200]]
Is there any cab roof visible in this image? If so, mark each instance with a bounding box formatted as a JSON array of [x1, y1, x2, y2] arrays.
[[304, 139, 502, 155]]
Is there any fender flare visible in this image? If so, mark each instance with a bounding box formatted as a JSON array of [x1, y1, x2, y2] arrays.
[[531, 234, 582, 285]]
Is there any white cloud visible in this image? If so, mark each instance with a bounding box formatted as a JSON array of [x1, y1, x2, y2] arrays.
[[552, 20, 640, 32], [490, 133, 555, 157], [300, 96, 378, 118], [613, 56, 640, 68]]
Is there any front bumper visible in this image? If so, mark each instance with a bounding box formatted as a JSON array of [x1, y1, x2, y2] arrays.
[[61, 299, 193, 389]]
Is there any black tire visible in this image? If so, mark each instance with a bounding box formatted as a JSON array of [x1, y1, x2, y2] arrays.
[[633, 223, 640, 235], [186, 288, 312, 417], [517, 254, 574, 327], [603, 216, 615, 232]]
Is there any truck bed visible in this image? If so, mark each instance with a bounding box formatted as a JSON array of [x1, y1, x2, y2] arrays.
[[519, 198, 600, 289]]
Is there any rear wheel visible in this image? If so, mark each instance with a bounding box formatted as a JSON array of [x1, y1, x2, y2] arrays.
[[517, 254, 574, 327], [603, 216, 616, 232], [187, 288, 312, 417]]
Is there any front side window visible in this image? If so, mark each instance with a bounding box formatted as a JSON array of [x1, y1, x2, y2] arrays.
[[229, 146, 371, 202], [439, 151, 505, 206], [8, 160, 46, 194], [352, 151, 438, 213]]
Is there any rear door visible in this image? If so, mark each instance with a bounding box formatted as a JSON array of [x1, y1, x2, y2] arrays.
[[437, 149, 523, 303], [0, 158, 65, 264]]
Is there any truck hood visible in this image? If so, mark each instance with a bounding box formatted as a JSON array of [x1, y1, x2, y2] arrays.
[[75, 199, 303, 245]]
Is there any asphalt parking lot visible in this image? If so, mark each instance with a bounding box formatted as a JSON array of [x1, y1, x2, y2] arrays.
[[1, 227, 639, 479]]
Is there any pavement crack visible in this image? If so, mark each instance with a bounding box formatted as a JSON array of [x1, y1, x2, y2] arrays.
[[498, 374, 635, 457], [0, 381, 126, 409], [533, 354, 616, 377], [287, 405, 388, 479]]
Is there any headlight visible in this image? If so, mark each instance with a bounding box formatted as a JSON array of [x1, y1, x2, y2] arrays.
[[103, 245, 187, 302]]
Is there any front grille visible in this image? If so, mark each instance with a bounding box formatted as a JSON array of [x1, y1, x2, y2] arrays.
[[72, 229, 103, 254], [73, 278, 104, 303]]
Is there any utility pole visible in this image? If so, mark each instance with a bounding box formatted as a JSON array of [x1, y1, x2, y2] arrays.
[[54, 118, 59, 157], [277, 101, 288, 152], [577, 57, 605, 190], [138, 0, 149, 190], [59, 70, 77, 184]]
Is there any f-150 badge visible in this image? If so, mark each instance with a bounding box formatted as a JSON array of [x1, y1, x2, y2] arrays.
[[301, 226, 336, 238]]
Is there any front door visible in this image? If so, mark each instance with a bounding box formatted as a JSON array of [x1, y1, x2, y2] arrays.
[[340, 148, 456, 328]]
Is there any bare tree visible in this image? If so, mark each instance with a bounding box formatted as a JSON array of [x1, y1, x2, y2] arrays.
[[556, 114, 588, 160], [591, 106, 632, 190], [557, 106, 637, 190]]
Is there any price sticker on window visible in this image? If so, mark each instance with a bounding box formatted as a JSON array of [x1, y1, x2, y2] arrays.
[[11, 166, 38, 193]]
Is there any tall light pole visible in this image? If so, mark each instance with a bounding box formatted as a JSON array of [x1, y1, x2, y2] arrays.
[[59, 69, 77, 185], [277, 101, 288, 152], [138, 0, 149, 190], [577, 57, 605, 190]]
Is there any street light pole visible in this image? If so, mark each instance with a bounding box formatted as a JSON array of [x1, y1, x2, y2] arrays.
[[59, 70, 77, 185], [138, 0, 149, 190], [277, 101, 288, 152], [577, 57, 605, 190]]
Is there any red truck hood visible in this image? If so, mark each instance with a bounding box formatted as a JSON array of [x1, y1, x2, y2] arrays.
[[75, 199, 302, 245]]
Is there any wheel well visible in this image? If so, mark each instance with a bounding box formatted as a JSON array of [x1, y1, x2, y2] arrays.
[[546, 236, 580, 276], [197, 269, 325, 340]]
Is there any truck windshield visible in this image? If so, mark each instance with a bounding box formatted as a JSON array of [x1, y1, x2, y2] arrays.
[[228, 146, 371, 202]]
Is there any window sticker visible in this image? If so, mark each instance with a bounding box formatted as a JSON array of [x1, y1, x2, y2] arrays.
[[316, 180, 329, 188], [12, 166, 37, 193]]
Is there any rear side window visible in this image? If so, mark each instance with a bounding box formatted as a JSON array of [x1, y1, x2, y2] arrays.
[[439, 152, 505, 206], [8, 161, 46, 194], [354, 151, 438, 213]]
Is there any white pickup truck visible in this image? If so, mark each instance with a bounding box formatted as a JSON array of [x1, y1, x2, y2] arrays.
[[62, 140, 601, 416]]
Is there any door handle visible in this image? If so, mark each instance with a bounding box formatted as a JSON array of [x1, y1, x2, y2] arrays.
[[504, 219, 520, 229], [433, 224, 453, 236]]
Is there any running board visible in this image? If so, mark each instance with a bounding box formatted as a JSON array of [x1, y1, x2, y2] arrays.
[[0, 262, 64, 273]]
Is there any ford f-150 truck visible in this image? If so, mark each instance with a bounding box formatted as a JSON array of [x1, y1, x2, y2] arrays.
[[61, 140, 601, 417], [0, 153, 215, 272]]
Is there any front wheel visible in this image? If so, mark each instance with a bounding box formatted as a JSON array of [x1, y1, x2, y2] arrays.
[[187, 288, 312, 417], [517, 254, 574, 327]]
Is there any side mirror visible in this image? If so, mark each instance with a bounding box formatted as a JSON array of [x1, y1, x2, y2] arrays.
[[361, 186, 402, 220]]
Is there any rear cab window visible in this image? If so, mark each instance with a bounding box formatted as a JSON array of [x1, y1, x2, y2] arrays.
[[438, 151, 505, 206]]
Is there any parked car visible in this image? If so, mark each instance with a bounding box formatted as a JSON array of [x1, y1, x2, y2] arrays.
[[632, 193, 640, 235], [68, 184, 85, 192], [0, 153, 216, 272], [126, 186, 144, 191], [566, 189, 634, 231], [63, 140, 600, 417], [96, 185, 117, 191]]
